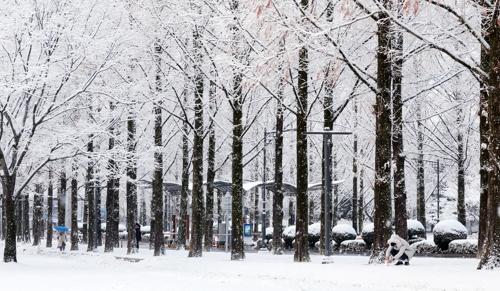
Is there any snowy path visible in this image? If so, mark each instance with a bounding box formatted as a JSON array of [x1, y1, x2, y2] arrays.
[[0, 241, 498, 291]]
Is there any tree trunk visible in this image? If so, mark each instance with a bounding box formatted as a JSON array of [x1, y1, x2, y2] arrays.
[[23, 195, 30, 243], [58, 171, 66, 227], [70, 176, 79, 251], [273, 66, 285, 255], [478, 4, 500, 269], [177, 117, 190, 250], [416, 103, 426, 238], [126, 108, 138, 255], [46, 171, 54, 248], [204, 80, 216, 252], [230, 0, 245, 261], [294, 42, 310, 262], [333, 152, 338, 227], [86, 139, 95, 252], [391, 10, 408, 241], [32, 184, 43, 246], [457, 124, 466, 225], [3, 175, 17, 262], [105, 104, 119, 253], [82, 176, 88, 245], [352, 100, 358, 233], [188, 28, 205, 258], [477, 0, 491, 260], [152, 43, 164, 256], [369, 3, 393, 264]]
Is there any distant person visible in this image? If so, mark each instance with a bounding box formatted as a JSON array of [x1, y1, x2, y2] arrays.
[[385, 234, 415, 266], [57, 231, 67, 252], [135, 223, 142, 251]]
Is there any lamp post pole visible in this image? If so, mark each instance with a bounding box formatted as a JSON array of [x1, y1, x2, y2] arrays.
[[304, 128, 351, 264]]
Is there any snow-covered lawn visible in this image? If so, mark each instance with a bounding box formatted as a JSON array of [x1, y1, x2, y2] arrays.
[[0, 241, 498, 291]]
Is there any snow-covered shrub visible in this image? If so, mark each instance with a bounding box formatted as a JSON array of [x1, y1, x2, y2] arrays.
[[448, 239, 477, 254], [332, 224, 357, 246], [282, 226, 296, 249], [265, 227, 274, 242], [407, 220, 425, 238], [361, 223, 374, 248], [253, 238, 272, 250], [412, 240, 439, 254], [340, 239, 366, 252], [433, 220, 467, 251], [308, 223, 321, 248]]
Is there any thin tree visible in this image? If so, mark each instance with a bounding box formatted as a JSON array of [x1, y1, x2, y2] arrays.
[[126, 106, 138, 255], [46, 170, 54, 248], [70, 170, 79, 251], [204, 79, 217, 252], [32, 183, 43, 246]]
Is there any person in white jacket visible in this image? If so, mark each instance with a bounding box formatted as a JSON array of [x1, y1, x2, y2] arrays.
[[385, 234, 415, 266]]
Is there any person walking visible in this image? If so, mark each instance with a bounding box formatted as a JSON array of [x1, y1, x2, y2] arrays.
[[135, 223, 142, 251], [385, 234, 415, 266], [57, 231, 67, 252]]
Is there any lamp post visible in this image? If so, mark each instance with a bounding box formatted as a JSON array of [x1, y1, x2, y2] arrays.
[[88, 184, 106, 251], [304, 128, 351, 264]]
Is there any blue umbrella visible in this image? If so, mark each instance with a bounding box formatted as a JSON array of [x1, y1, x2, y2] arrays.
[[55, 226, 69, 232]]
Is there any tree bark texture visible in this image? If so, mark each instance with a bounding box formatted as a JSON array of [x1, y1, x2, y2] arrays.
[[126, 109, 138, 255], [477, 0, 491, 260], [177, 119, 190, 249], [32, 184, 43, 246], [478, 4, 500, 269], [416, 104, 426, 237], [70, 177, 79, 251], [294, 44, 310, 262], [3, 175, 17, 262], [189, 29, 205, 257], [204, 81, 216, 252], [391, 13, 408, 241], [58, 171, 66, 227], [273, 76, 285, 255], [369, 5, 393, 264], [46, 171, 54, 248]]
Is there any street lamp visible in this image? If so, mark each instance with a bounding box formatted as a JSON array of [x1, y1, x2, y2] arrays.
[[304, 128, 352, 264]]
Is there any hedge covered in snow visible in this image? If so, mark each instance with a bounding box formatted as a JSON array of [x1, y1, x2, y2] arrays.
[[433, 220, 467, 251], [332, 224, 357, 245], [448, 239, 477, 254], [340, 239, 366, 252]]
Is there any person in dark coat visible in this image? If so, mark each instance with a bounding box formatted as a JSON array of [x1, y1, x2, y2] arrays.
[[135, 223, 142, 250]]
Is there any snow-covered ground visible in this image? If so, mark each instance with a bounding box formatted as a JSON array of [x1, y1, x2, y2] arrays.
[[0, 240, 498, 291]]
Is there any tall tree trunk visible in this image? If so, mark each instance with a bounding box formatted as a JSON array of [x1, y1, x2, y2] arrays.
[[416, 102, 426, 238], [273, 55, 285, 255], [97, 187, 102, 246], [58, 171, 66, 227], [70, 175, 79, 251], [105, 102, 119, 253], [230, 0, 245, 261], [86, 139, 95, 252], [32, 184, 43, 246], [478, 4, 500, 270], [188, 27, 205, 258], [46, 170, 54, 248], [352, 99, 358, 233], [126, 107, 138, 255], [457, 118, 466, 225], [3, 175, 17, 262], [369, 2, 393, 264], [22, 195, 30, 243], [152, 42, 164, 256], [82, 176, 88, 245], [204, 80, 216, 252], [391, 7, 408, 241], [294, 32, 310, 262], [177, 113, 190, 250], [477, 0, 491, 260]]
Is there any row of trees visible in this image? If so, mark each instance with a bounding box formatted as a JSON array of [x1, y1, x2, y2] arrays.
[[0, 0, 498, 269]]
